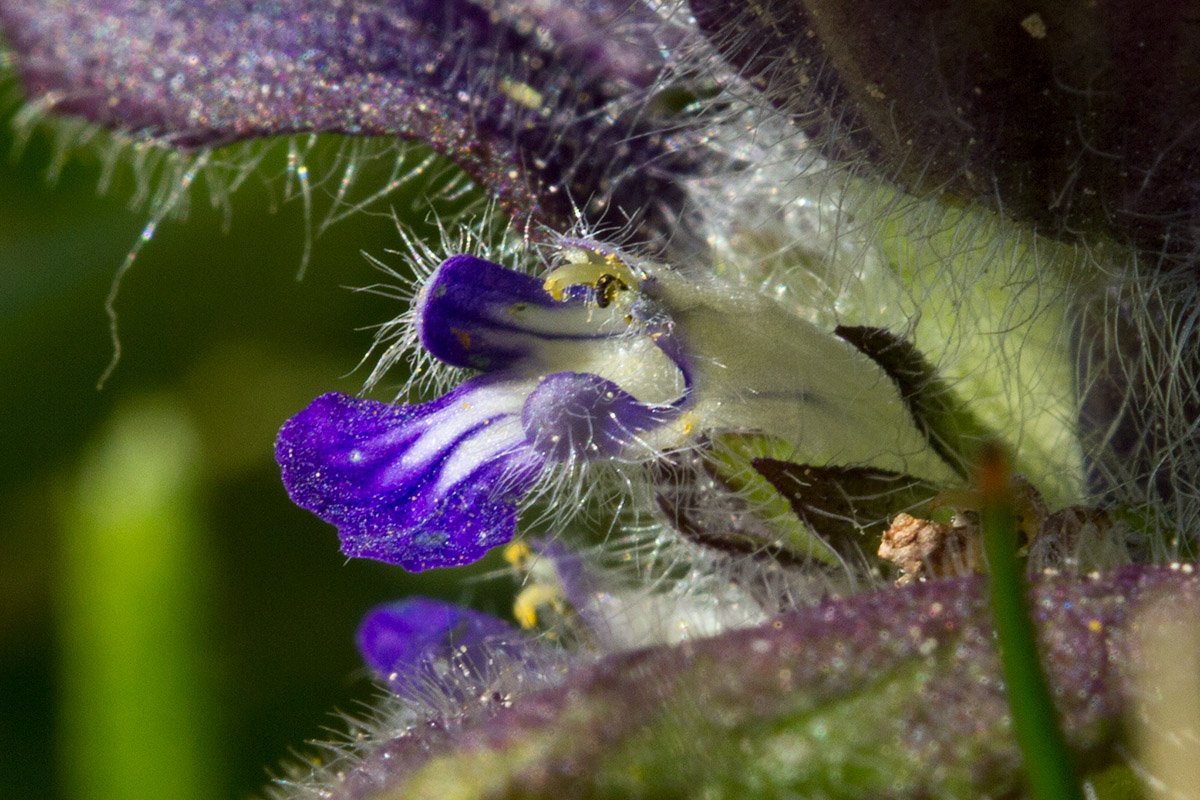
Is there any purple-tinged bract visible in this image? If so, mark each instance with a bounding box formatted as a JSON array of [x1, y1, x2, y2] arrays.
[[0, 0, 712, 245]]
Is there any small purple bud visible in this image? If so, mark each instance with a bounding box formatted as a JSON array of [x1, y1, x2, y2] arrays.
[[357, 598, 521, 698]]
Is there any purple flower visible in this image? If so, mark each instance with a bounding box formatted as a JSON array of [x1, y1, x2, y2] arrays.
[[280, 236, 984, 578], [275, 229, 973, 573], [275, 253, 684, 571]]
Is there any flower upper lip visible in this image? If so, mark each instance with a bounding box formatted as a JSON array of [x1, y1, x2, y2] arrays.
[[418, 253, 693, 407], [416, 254, 663, 372]]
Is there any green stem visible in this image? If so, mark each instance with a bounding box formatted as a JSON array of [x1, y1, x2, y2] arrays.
[[979, 446, 1084, 800], [62, 400, 219, 800]]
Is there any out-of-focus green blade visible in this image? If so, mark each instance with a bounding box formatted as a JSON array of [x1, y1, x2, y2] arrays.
[[61, 400, 219, 800]]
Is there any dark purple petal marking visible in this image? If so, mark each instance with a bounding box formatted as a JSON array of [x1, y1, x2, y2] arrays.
[[356, 598, 520, 697], [522, 371, 680, 460], [0, 0, 714, 244], [275, 381, 543, 571]]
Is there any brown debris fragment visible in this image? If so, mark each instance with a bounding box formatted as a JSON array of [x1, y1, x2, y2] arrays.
[[890, 474, 1124, 581], [879, 512, 983, 584]]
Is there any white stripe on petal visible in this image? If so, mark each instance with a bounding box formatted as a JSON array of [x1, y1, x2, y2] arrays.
[[435, 415, 529, 494], [376, 381, 531, 488]]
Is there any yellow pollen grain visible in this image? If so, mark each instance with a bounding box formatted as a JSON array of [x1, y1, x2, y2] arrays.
[[543, 248, 639, 302], [499, 77, 544, 109], [512, 583, 565, 629], [1020, 13, 1047, 39], [503, 541, 532, 568]]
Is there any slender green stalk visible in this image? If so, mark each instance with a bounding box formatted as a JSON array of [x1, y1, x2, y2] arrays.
[[62, 400, 219, 800], [978, 445, 1085, 800]]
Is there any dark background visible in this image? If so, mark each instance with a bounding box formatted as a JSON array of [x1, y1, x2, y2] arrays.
[[0, 77, 515, 800]]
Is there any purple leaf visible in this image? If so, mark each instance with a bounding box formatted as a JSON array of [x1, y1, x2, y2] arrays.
[[285, 566, 1200, 798], [689, 0, 1200, 260], [0, 0, 713, 243]]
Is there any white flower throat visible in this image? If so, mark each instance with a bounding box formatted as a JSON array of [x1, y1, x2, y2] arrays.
[[539, 241, 960, 484]]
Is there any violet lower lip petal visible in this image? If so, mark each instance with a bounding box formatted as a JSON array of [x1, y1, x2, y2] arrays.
[[275, 380, 541, 571]]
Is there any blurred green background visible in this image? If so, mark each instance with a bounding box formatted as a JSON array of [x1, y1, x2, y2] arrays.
[[0, 76, 515, 799]]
